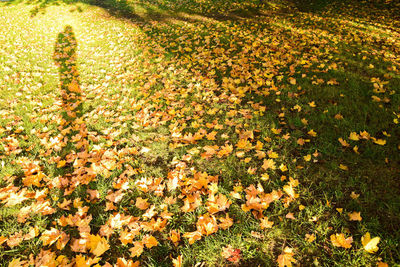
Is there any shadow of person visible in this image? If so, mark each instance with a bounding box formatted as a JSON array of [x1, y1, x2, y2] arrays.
[[54, 26, 94, 194], [54, 25, 83, 122]]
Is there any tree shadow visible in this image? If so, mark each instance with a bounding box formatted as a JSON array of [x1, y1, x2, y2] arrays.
[[5, 0, 273, 22], [5, 0, 82, 16]]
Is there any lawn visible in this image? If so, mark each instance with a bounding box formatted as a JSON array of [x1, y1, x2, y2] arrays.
[[0, 0, 399, 266]]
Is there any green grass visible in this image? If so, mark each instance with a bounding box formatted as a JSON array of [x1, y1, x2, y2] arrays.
[[0, 0, 399, 266]]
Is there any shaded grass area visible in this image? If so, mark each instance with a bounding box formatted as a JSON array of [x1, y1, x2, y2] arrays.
[[0, 0, 400, 266]]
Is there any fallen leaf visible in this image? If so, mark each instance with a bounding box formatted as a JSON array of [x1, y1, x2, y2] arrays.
[[142, 235, 158, 248], [88, 235, 110, 256], [348, 212, 362, 221], [330, 233, 353, 249], [129, 241, 144, 258], [361, 232, 380, 253], [277, 247, 296, 267], [260, 217, 274, 229]]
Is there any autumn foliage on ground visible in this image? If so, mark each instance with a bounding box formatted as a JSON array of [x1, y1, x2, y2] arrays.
[[0, 0, 399, 266]]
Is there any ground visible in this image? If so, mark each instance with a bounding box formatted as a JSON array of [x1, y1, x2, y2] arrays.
[[0, 0, 399, 266]]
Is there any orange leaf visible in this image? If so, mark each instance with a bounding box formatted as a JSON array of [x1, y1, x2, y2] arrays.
[[135, 197, 149, 210], [57, 160, 66, 168], [130, 241, 144, 258], [221, 245, 241, 263], [338, 138, 349, 147], [120, 230, 136, 245], [142, 235, 158, 248], [116, 258, 140, 267], [260, 217, 274, 229], [40, 228, 62, 246], [277, 247, 296, 267], [262, 159, 276, 170], [206, 131, 217, 140], [87, 234, 110, 256], [183, 231, 202, 244], [219, 213, 234, 230], [330, 233, 353, 249], [169, 230, 181, 245], [348, 212, 362, 221], [9, 258, 27, 267]]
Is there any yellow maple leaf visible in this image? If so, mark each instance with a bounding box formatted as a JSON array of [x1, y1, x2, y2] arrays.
[[330, 233, 352, 249], [142, 235, 158, 248], [297, 138, 306, 146], [217, 144, 233, 158], [206, 131, 217, 141], [308, 129, 317, 137], [22, 171, 45, 187], [40, 228, 61, 246], [262, 159, 276, 170], [267, 151, 279, 159], [283, 184, 298, 199], [260, 217, 274, 229], [130, 242, 144, 258], [271, 128, 282, 135], [305, 234, 315, 242], [236, 139, 252, 150], [301, 118, 308, 125], [350, 191, 360, 199], [169, 230, 181, 245], [348, 211, 362, 221], [338, 138, 349, 147], [88, 235, 109, 256], [182, 231, 202, 244], [349, 132, 360, 141], [57, 160, 66, 168], [279, 164, 288, 172], [334, 113, 343, 120], [255, 141, 264, 150], [373, 139, 386, 145], [339, 164, 348, 171], [56, 232, 70, 250], [219, 213, 234, 229], [119, 230, 135, 245], [116, 258, 140, 267], [8, 258, 26, 267], [261, 173, 270, 181], [359, 131, 370, 139], [75, 254, 100, 267], [361, 232, 380, 253], [277, 247, 296, 267], [135, 197, 150, 210], [68, 79, 81, 93]]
